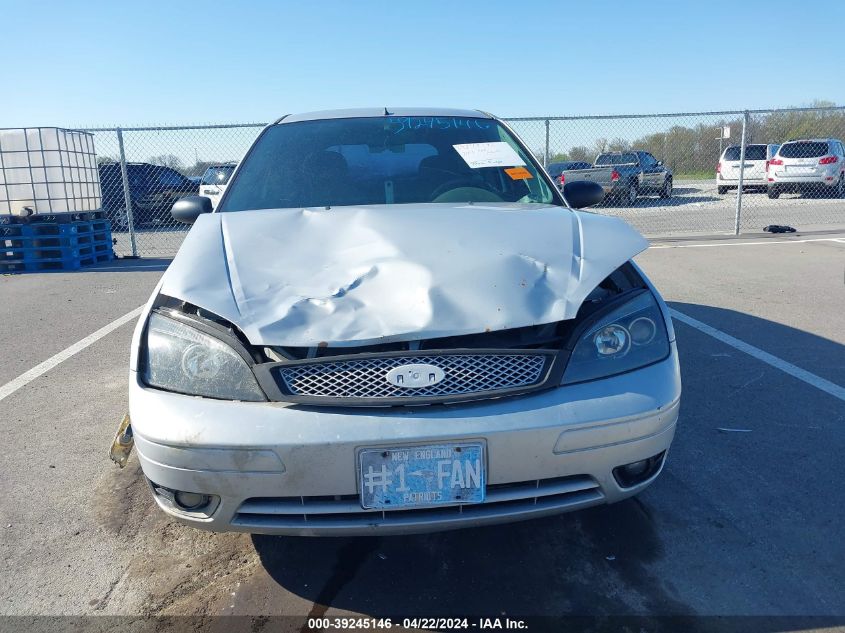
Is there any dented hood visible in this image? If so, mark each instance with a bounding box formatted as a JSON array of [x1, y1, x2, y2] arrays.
[[159, 204, 648, 347]]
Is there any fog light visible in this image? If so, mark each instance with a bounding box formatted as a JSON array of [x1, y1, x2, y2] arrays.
[[613, 452, 666, 488], [621, 459, 649, 477], [149, 480, 219, 517], [174, 490, 210, 511]]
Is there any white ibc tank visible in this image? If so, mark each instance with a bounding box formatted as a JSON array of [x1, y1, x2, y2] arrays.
[[0, 127, 102, 215]]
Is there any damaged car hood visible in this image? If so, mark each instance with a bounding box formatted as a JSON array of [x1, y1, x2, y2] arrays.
[[159, 203, 648, 347]]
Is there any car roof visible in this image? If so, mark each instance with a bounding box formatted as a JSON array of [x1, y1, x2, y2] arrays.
[[276, 107, 492, 124], [782, 138, 835, 143]]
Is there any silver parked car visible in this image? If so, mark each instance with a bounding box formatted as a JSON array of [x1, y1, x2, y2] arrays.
[[119, 108, 681, 536], [716, 143, 779, 194], [767, 138, 845, 199]]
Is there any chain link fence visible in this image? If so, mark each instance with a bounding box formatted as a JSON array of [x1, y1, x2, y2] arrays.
[[83, 106, 845, 257]]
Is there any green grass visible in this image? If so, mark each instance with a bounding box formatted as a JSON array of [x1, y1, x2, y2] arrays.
[[673, 171, 714, 181]]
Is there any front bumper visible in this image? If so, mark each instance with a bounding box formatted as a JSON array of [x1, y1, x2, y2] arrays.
[[130, 344, 681, 536]]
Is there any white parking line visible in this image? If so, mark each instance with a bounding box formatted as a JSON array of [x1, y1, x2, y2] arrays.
[[651, 237, 845, 249], [670, 309, 845, 403], [0, 306, 144, 404]]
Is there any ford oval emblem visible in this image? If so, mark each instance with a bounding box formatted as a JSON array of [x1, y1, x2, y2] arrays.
[[385, 363, 446, 389]]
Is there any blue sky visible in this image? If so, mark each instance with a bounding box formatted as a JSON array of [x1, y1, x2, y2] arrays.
[[3, 0, 843, 127]]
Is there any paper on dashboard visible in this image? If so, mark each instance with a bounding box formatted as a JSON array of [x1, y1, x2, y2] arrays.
[[453, 142, 526, 169]]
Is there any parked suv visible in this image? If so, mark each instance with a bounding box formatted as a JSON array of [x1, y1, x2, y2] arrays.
[[199, 163, 237, 210], [716, 144, 779, 194], [99, 162, 198, 228], [118, 108, 680, 536], [767, 139, 845, 199]]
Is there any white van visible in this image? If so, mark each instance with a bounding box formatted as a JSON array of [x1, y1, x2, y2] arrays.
[[199, 163, 237, 209], [716, 144, 779, 194]]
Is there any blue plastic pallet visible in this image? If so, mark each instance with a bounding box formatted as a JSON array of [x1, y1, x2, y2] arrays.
[[1, 242, 111, 261], [0, 251, 113, 273], [0, 218, 114, 273], [0, 223, 88, 239], [1, 234, 111, 250]]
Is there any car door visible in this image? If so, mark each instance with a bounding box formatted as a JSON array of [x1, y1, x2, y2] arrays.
[[639, 152, 661, 190]]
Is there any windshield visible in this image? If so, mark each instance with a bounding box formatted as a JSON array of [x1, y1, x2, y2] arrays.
[[220, 116, 558, 211], [201, 165, 235, 185], [723, 145, 767, 161], [595, 153, 638, 166], [779, 141, 829, 158]]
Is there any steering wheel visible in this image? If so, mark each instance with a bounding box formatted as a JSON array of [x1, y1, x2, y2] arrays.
[[430, 178, 500, 202]]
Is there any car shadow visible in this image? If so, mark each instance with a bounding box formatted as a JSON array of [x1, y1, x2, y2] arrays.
[[251, 498, 688, 618]]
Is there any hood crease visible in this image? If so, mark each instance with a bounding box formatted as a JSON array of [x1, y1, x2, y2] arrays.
[[160, 204, 648, 347]]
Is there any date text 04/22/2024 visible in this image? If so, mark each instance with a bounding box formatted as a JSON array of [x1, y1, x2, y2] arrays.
[[306, 617, 528, 630]]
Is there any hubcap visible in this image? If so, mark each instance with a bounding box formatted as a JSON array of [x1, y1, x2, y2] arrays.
[[629, 186, 636, 204]]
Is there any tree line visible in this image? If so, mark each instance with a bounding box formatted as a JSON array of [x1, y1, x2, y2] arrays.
[[545, 102, 845, 176]]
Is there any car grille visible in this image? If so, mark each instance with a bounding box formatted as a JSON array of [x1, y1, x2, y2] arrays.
[[276, 352, 552, 404], [232, 475, 604, 530]]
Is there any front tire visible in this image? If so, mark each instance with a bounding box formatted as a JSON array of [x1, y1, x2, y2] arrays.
[[718, 186, 729, 195], [659, 177, 673, 199], [767, 185, 780, 199]]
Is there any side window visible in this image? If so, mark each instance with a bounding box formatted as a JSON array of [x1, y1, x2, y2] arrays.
[[640, 152, 655, 167], [157, 169, 184, 188]]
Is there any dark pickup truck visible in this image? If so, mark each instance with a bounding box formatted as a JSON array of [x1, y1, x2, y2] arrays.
[[594, 151, 673, 205], [99, 162, 199, 229]]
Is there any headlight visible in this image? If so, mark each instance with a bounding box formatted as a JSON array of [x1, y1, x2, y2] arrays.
[[562, 291, 670, 385], [142, 313, 266, 401]]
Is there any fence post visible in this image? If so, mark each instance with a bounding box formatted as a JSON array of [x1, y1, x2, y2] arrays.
[[733, 111, 749, 236], [116, 127, 138, 257], [543, 119, 550, 167]]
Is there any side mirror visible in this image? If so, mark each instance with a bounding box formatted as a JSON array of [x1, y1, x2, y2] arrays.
[[562, 181, 605, 209], [171, 196, 213, 224], [656, 160, 664, 166]]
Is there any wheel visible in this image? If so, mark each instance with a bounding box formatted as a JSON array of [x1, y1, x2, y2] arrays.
[[718, 186, 729, 195], [659, 177, 673, 199], [624, 181, 638, 206], [767, 186, 780, 199]]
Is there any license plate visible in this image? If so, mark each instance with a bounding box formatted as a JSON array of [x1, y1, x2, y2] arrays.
[[786, 166, 814, 175], [358, 443, 485, 510]]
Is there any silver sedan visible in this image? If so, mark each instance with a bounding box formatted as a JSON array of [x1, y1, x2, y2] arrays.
[[116, 108, 681, 536]]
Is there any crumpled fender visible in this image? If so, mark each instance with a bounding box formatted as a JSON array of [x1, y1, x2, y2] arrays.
[[159, 204, 648, 347]]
